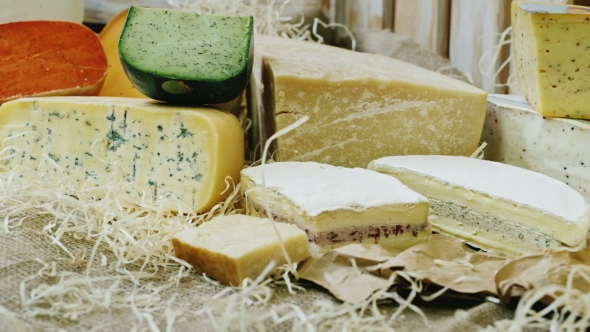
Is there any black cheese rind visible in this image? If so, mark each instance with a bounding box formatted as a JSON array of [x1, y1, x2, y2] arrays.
[[119, 7, 253, 104]]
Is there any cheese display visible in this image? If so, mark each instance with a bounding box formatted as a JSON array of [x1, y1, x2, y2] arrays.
[[512, 2, 590, 118], [119, 7, 254, 104], [99, 9, 148, 99], [0, 0, 84, 24], [368, 155, 590, 256], [483, 94, 590, 203], [171, 214, 310, 286], [0, 97, 244, 213], [240, 161, 431, 251], [248, 35, 488, 168], [0, 21, 107, 105]]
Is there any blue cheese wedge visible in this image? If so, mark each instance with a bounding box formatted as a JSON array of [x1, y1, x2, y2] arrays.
[[171, 214, 310, 286], [240, 161, 431, 252], [368, 155, 590, 256], [483, 94, 590, 204], [0, 96, 244, 212]]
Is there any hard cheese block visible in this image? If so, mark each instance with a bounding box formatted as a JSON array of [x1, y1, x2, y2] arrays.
[[171, 214, 310, 286], [369, 155, 590, 256], [483, 94, 590, 203], [512, 2, 590, 118], [241, 161, 431, 251], [0, 21, 107, 105], [119, 7, 254, 104], [0, 97, 244, 213], [248, 36, 488, 168]]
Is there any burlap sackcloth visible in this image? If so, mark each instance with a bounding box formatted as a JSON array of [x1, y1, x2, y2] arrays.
[[0, 216, 514, 332]]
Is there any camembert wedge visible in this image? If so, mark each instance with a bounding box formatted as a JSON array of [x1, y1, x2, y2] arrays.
[[240, 161, 431, 251], [368, 155, 590, 256], [171, 214, 310, 286]]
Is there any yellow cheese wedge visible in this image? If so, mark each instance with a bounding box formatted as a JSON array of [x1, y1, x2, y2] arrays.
[[248, 36, 488, 168], [0, 97, 244, 213], [512, 2, 590, 118], [171, 214, 310, 286]]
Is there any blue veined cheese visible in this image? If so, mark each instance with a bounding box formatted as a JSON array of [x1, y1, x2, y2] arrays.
[[483, 94, 590, 203], [369, 155, 590, 256], [0, 97, 244, 212]]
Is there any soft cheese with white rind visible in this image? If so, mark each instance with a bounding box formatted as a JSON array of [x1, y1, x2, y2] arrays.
[[0, 97, 244, 213], [483, 94, 590, 203], [241, 161, 431, 251], [171, 214, 310, 286], [368, 155, 590, 255], [249, 36, 488, 168]]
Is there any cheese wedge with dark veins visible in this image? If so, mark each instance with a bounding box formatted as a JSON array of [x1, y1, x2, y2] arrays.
[[171, 214, 310, 286], [240, 161, 431, 252], [0, 97, 244, 213], [368, 155, 590, 256]]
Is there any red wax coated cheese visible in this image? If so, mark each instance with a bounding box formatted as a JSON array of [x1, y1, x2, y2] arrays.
[[0, 21, 108, 104]]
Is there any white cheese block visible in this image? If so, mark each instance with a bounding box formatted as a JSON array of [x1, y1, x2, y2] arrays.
[[240, 161, 431, 252], [368, 155, 590, 256], [171, 214, 310, 286], [248, 36, 488, 168], [483, 94, 590, 203], [0, 0, 84, 24], [0, 97, 244, 213]]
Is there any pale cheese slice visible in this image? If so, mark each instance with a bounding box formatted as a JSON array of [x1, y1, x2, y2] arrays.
[[171, 214, 310, 286], [0, 97, 244, 213], [248, 36, 488, 167], [241, 161, 431, 252], [368, 155, 590, 256]]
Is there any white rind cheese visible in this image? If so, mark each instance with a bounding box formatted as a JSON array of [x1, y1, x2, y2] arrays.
[[0, 97, 244, 213], [483, 94, 590, 203], [171, 214, 310, 286], [368, 155, 590, 255], [248, 36, 488, 168], [241, 161, 431, 251]]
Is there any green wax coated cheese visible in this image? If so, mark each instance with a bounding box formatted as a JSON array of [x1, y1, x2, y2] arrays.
[[119, 6, 253, 105]]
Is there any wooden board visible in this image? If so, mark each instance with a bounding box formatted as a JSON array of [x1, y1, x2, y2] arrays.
[[394, 0, 450, 57]]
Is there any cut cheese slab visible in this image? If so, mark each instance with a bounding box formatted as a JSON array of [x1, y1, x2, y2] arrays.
[[483, 94, 590, 203], [369, 155, 590, 256], [0, 0, 84, 24], [248, 36, 488, 168], [171, 214, 310, 286], [241, 161, 431, 252], [0, 21, 107, 105], [512, 2, 590, 118], [0, 97, 244, 213]]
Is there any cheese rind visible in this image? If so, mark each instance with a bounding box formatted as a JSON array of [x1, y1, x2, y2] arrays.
[[368, 155, 590, 253], [171, 214, 310, 286], [249, 36, 488, 168], [240, 161, 431, 251], [512, 2, 590, 118], [0, 97, 244, 213], [483, 94, 590, 203]]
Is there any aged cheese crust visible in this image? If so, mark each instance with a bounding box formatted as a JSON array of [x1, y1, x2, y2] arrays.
[[171, 214, 310, 286], [249, 36, 488, 168], [0, 96, 244, 213]]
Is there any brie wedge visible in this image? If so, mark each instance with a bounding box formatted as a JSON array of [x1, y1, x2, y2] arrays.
[[240, 161, 431, 252], [368, 155, 590, 256]]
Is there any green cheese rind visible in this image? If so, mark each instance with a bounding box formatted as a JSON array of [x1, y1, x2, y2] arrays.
[[119, 6, 254, 104]]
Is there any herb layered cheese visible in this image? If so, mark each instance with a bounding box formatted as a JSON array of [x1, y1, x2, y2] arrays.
[[369, 155, 590, 256], [512, 2, 590, 118], [171, 214, 310, 286], [248, 36, 488, 168], [0, 97, 244, 212], [240, 161, 431, 252], [483, 94, 590, 203]]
